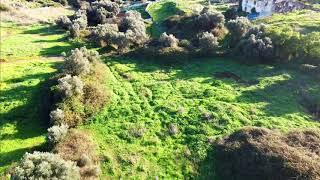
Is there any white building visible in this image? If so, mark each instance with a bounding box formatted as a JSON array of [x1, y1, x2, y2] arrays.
[[242, 0, 274, 16], [242, 0, 303, 17]]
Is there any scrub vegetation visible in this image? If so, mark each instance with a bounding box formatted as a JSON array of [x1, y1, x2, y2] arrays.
[[1, 0, 320, 179]]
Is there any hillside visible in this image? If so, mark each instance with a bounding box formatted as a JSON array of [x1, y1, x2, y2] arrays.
[[1, 0, 320, 179]]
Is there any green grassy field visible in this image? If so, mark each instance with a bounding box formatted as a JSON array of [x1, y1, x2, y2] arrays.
[[256, 10, 320, 34], [0, 22, 77, 61], [83, 57, 320, 178], [1, 2, 320, 178], [0, 22, 78, 175]]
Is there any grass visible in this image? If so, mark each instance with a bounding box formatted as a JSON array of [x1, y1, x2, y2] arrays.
[[146, 0, 205, 23], [256, 10, 320, 34], [0, 22, 79, 61], [0, 22, 77, 175], [83, 57, 320, 179], [0, 60, 59, 174]]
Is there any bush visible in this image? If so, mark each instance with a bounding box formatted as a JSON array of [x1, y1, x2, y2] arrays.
[[56, 16, 72, 30], [159, 32, 179, 47], [226, 17, 252, 47], [90, 0, 120, 24], [47, 124, 69, 145], [215, 127, 320, 180], [92, 23, 119, 47], [194, 7, 225, 33], [49, 108, 65, 124], [236, 34, 274, 61], [57, 75, 84, 98], [54, 130, 100, 179], [64, 48, 93, 76], [223, 8, 238, 20], [198, 32, 219, 52], [83, 82, 110, 116], [120, 10, 149, 48], [11, 152, 80, 180], [92, 10, 149, 51]]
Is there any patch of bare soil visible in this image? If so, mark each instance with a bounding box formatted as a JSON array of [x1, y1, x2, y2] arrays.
[[215, 127, 320, 180], [213, 71, 259, 85], [1, 0, 73, 25]]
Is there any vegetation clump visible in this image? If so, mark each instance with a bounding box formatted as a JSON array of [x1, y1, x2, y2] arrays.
[[47, 124, 69, 145], [54, 130, 100, 179], [159, 32, 179, 47], [215, 127, 320, 180], [198, 31, 219, 52], [50, 47, 110, 127], [11, 152, 80, 180], [57, 75, 84, 98]]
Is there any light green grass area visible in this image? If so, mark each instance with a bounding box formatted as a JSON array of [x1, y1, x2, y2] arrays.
[[84, 57, 320, 179], [146, 0, 205, 22], [0, 22, 75, 175], [0, 22, 77, 61], [256, 10, 320, 33], [0, 60, 60, 174]]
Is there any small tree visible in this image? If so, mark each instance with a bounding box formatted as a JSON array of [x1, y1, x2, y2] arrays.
[[11, 152, 80, 180]]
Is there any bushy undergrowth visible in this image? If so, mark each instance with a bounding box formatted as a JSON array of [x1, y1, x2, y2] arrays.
[[47, 124, 69, 145], [53, 130, 100, 179], [11, 152, 80, 180], [215, 127, 320, 180], [50, 47, 110, 127]]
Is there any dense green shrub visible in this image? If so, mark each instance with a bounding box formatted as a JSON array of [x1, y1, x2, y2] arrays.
[[92, 23, 119, 46], [198, 31, 219, 52], [47, 124, 69, 144], [159, 32, 179, 47], [196, 7, 225, 33], [57, 75, 84, 98], [63, 47, 99, 76], [226, 17, 252, 47], [64, 49, 91, 76], [91, 10, 149, 51], [163, 8, 225, 39], [223, 8, 238, 20], [236, 34, 274, 61], [11, 152, 80, 180], [56, 16, 72, 30], [89, 0, 120, 24]]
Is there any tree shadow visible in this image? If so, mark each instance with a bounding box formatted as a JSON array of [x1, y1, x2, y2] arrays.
[[22, 25, 66, 36], [0, 63, 58, 170]]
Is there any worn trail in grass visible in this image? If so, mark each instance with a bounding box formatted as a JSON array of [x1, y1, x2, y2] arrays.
[[84, 57, 320, 179]]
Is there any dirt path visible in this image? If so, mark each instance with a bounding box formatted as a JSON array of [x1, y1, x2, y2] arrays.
[[1, 0, 73, 25]]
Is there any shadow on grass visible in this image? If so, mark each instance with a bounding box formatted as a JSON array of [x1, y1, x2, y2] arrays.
[[22, 25, 65, 36], [0, 63, 59, 170], [22, 25, 84, 57]]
